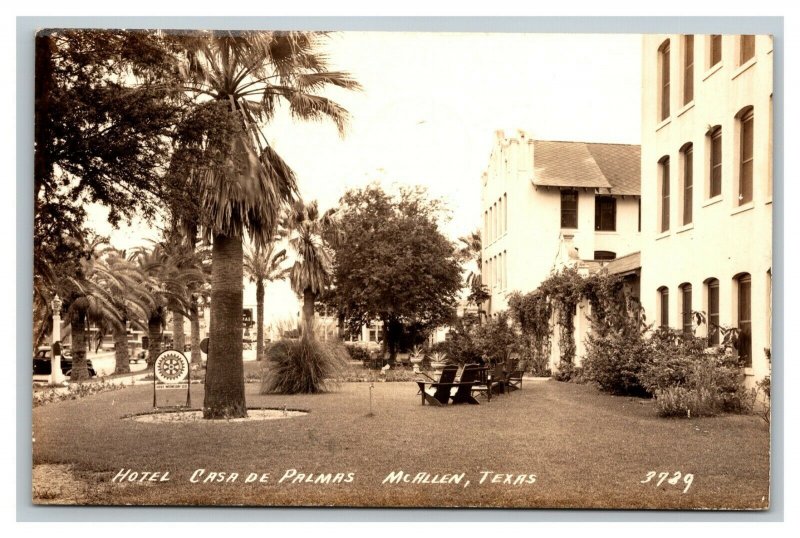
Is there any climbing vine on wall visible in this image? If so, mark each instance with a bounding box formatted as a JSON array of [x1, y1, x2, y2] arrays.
[[508, 266, 637, 381]]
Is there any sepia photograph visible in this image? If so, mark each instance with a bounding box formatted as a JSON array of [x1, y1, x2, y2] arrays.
[[27, 22, 775, 512]]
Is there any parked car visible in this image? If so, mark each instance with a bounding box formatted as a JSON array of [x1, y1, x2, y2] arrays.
[[33, 347, 96, 377], [132, 349, 149, 364]]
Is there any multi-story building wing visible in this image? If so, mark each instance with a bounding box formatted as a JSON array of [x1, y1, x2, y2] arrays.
[[640, 34, 773, 384], [481, 129, 641, 317]]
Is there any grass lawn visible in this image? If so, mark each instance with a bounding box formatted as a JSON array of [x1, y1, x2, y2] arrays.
[[31, 378, 770, 509]]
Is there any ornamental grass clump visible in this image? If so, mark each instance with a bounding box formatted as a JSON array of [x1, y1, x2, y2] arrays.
[[260, 336, 349, 394]]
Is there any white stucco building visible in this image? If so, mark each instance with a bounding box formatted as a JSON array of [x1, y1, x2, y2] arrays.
[[481, 130, 641, 370], [639, 34, 773, 385]]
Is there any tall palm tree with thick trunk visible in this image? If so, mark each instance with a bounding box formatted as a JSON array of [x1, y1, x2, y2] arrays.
[[244, 242, 289, 361], [288, 200, 336, 340], [173, 31, 359, 419]]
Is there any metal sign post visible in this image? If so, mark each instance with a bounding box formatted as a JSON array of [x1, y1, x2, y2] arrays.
[[153, 349, 191, 408]]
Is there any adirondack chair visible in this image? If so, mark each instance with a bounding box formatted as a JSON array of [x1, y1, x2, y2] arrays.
[[449, 364, 482, 405], [471, 362, 506, 401], [415, 365, 458, 406]]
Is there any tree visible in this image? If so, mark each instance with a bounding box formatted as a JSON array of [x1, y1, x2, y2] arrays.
[[34, 30, 184, 287], [172, 31, 360, 419], [457, 229, 490, 320], [60, 241, 132, 381], [327, 184, 462, 363], [288, 200, 336, 340], [244, 242, 289, 361]]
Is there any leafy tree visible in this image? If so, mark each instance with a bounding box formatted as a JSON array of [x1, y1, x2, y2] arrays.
[[327, 184, 462, 363], [171, 31, 359, 418], [34, 30, 184, 282], [244, 242, 289, 361], [288, 200, 336, 340]]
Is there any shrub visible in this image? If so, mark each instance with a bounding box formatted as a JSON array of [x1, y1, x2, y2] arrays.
[[655, 386, 719, 417], [582, 328, 650, 396], [638, 329, 753, 416], [260, 337, 350, 394], [344, 344, 371, 362]]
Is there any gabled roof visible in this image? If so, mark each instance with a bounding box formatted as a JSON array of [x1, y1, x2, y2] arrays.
[[532, 140, 641, 195]]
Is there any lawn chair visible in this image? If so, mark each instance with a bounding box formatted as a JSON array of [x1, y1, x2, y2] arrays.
[[449, 364, 482, 405], [415, 365, 458, 406], [471, 362, 505, 402], [505, 369, 524, 392]]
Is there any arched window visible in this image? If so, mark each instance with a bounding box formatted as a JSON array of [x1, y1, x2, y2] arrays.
[[708, 126, 722, 198], [679, 283, 693, 334], [737, 106, 754, 205], [735, 273, 752, 366], [683, 35, 694, 105], [659, 40, 671, 121], [659, 156, 671, 232], [594, 251, 616, 261], [658, 286, 670, 328], [705, 278, 720, 346], [681, 142, 693, 225]]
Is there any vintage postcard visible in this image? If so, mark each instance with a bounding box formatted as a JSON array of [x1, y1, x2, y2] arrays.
[[30, 27, 773, 510]]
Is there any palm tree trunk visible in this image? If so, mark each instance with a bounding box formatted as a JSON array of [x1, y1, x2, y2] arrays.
[[302, 287, 315, 340], [190, 299, 201, 365], [256, 280, 265, 361], [203, 232, 246, 419], [147, 317, 162, 368], [70, 314, 91, 381], [172, 309, 185, 352], [113, 323, 130, 374]]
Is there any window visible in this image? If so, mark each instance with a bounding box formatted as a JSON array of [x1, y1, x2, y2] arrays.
[[681, 143, 693, 225], [738, 106, 754, 205], [740, 35, 755, 65], [709, 34, 722, 67], [659, 156, 670, 232], [503, 193, 508, 233], [659, 40, 671, 120], [502, 251, 507, 290], [658, 287, 669, 328], [680, 283, 693, 334], [561, 189, 578, 229], [483, 211, 488, 245], [736, 274, 752, 366], [595, 196, 617, 231], [638, 197, 641, 232], [706, 278, 720, 346], [594, 251, 616, 261], [709, 126, 722, 198], [683, 35, 694, 105]]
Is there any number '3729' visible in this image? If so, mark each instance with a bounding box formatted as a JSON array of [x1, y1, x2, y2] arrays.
[[641, 471, 694, 493]]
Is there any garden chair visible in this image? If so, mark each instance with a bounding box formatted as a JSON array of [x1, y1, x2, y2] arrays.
[[471, 362, 505, 402], [415, 365, 458, 406], [449, 364, 482, 405], [505, 369, 524, 392]]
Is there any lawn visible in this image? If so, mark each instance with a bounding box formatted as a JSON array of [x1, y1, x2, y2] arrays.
[[31, 377, 770, 509]]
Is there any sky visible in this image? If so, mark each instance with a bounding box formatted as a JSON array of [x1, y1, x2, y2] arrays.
[[88, 31, 643, 324]]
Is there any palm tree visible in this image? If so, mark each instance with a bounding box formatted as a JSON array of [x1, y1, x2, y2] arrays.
[[129, 244, 201, 368], [458, 228, 490, 321], [244, 242, 289, 361], [99, 249, 153, 374], [174, 31, 359, 419], [288, 200, 336, 340], [61, 252, 130, 381]]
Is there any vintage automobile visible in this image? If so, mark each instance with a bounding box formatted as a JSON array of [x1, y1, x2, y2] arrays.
[[33, 347, 97, 378]]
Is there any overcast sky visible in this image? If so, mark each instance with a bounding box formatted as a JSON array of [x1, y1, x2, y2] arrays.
[[89, 31, 643, 323]]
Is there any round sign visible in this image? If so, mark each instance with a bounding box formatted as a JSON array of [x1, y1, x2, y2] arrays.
[[200, 338, 209, 355], [154, 350, 190, 384]]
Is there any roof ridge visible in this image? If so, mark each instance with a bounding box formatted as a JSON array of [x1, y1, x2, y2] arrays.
[[535, 139, 641, 147]]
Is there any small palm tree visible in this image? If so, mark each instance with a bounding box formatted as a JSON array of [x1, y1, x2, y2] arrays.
[[245, 242, 289, 361], [61, 253, 129, 381], [288, 200, 336, 340]]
